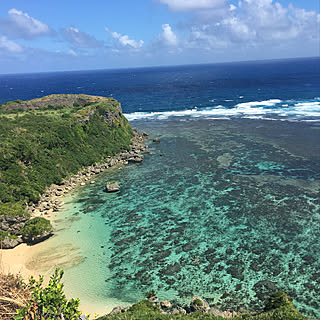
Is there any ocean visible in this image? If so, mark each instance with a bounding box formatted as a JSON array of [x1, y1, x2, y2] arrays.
[[1, 57, 320, 317]]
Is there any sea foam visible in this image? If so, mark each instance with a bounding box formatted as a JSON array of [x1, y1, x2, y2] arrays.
[[124, 98, 320, 122]]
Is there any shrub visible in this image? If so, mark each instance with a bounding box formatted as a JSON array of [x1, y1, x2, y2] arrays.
[[193, 298, 203, 306], [20, 217, 52, 242], [0, 202, 28, 217], [15, 268, 81, 320]]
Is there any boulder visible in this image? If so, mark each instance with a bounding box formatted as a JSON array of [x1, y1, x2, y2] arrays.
[[190, 295, 210, 313], [109, 305, 131, 314], [153, 137, 160, 143], [209, 308, 237, 318], [160, 300, 172, 309], [106, 182, 120, 192], [128, 155, 144, 163], [22, 230, 53, 245], [1, 236, 22, 249], [171, 307, 187, 315]]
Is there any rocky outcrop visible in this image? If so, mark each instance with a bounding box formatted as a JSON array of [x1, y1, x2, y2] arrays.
[[109, 306, 131, 314], [153, 137, 161, 143], [106, 182, 120, 192], [1, 236, 23, 249], [160, 300, 172, 310], [22, 230, 53, 245], [0, 215, 29, 236], [190, 295, 210, 313]]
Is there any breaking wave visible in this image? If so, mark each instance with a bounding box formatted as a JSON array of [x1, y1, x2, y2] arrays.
[[124, 98, 320, 122]]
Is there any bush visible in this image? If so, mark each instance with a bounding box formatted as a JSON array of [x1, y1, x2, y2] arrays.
[[0, 202, 28, 217], [15, 268, 81, 320], [20, 217, 52, 242]]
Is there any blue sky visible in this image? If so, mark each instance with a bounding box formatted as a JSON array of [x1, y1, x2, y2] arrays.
[[0, 0, 319, 73]]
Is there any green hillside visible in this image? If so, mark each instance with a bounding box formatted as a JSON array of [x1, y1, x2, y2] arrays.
[[0, 94, 134, 245]]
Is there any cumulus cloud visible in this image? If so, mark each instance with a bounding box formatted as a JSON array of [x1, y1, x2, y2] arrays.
[[159, 0, 227, 11], [62, 27, 103, 48], [105, 28, 144, 50], [0, 8, 53, 39], [159, 24, 178, 46], [0, 36, 23, 53], [178, 0, 320, 52]]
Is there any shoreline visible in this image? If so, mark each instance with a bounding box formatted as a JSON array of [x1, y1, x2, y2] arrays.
[[0, 130, 149, 315]]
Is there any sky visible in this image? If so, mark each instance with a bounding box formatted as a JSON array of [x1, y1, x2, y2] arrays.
[[0, 0, 319, 74]]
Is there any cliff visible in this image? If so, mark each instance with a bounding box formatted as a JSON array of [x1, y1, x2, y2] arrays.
[[0, 94, 134, 248]]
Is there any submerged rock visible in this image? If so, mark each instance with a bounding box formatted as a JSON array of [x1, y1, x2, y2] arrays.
[[106, 182, 120, 192]]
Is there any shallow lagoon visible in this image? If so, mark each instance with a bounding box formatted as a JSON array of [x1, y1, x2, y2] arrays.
[[52, 118, 320, 317]]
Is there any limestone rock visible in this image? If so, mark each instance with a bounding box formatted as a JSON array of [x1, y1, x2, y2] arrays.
[[106, 182, 120, 192], [128, 155, 144, 163], [171, 307, 187, 315], [1, 236, 22, 249], [209, 308, 237, 318], [160, 300, 172, 309], [109, 305, 131, 314], [190, 295, 210, 313]]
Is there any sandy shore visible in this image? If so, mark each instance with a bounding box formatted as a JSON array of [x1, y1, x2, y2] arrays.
[[0, 225, 116, 316], [0, 133, 148, 316]]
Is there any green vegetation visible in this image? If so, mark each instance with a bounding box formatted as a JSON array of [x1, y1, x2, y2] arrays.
[[0, 94, 134, 241], [0, 230, 18, 240], [193, 299, 204, 306], [11, 269, 308, 320], [20, 217, 52, 242], [97, 291, 308, 320], [15, 268, 81, 320]]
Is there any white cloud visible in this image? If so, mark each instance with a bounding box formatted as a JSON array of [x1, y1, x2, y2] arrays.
[[105, 28, 144, 50], [62, 27, 103, 48], [0, 8, 53, 39], [159, 0, 227, 11], [0, 36, 23, 53], [67, 49, 78, 56], [178, 0, 320, 52], [160, 24, 178, 46]]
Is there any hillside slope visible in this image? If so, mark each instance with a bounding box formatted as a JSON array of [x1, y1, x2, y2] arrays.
[[0, 94, 134, 247]]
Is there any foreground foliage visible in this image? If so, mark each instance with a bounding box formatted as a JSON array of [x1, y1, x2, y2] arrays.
[[98, 291, 308, 320], [14, 269, 81, 320], [0, 273, 30, 320], [6, 269, 309, 320]]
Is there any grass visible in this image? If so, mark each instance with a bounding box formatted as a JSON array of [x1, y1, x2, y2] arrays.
[[0, 273, 30, 320]]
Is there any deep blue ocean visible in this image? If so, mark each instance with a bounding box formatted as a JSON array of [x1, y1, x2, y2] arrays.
[[0, 57, 319, 121], [1, 57, 320, 317]]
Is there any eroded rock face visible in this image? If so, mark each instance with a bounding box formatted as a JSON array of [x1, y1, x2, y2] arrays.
[[190, 295, 210, 313], [22, 230, 53, 245], [0, 215, 29, 236], [1, 236, 23, 249], [106, 182, 120, 192]]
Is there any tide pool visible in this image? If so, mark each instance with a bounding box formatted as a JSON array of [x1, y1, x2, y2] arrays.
[[50, 118, 320, 318]]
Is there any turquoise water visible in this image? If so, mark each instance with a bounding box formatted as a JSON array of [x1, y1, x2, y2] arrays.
[[54, 119, 320, 317]]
